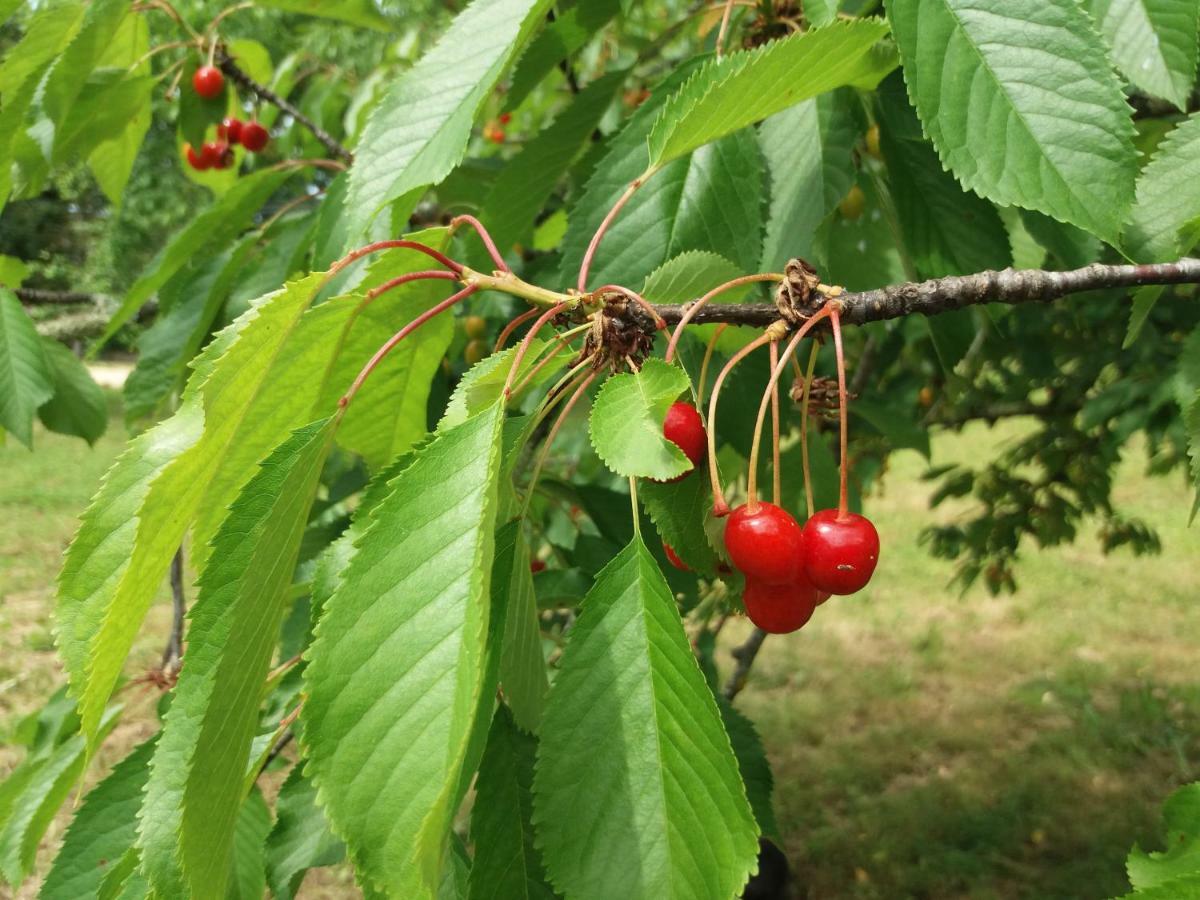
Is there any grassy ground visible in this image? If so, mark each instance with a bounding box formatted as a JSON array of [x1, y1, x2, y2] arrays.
[[1, 398, 1197, 898]]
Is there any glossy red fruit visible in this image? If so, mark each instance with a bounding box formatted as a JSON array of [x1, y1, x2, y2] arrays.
[[487, 127, 505, 144], [192, 65, 224, 98], [240, 121, 269, 152], [219, 117, 243, 144], [743, 575, 819, 634], [498, 112, 512, 125], [529, 559, 546, 574], [663, 401, 706, 474], [200, 141, 225, 169], [184, 143, 210, 171], [802, 509, 880, 595], [724, 501, 804, 585], [663, 543, 689, 571]]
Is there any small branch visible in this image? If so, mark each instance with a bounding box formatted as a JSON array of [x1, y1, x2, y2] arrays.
[[652, 259, 1200, 328], [215, 49, 353, 163], [723, 627, 768, 701], [161, 547, 186, 672], [15, 287, 102, 305]]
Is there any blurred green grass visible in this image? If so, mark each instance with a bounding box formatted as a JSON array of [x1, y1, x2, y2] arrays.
[[1, 402, 1197, 898]]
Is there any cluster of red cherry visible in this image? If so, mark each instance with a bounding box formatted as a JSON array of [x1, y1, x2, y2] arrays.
[[482, 112, 512, 145], [182, 65, 270, 172], [660, 393, 879, 635]]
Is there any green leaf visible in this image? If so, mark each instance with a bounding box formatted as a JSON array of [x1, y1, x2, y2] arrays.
[[138, 419, 335, 898], [42, 0, 129, 126], [1125, 112, 1200, 262], [1185, 393, 1200, 525], [0, 289, 54, 447], [589, 358, 692, 480], [875, 74, 1011, 278], [439, 339, 567, 430], [87, 13, 152, 206], [505, 0, 622, 109], [41, 738, 156, 900], [98, 168, 296, 346], [177, 57, 229, 150], [1088, 0, 1200, 110], [0, 255, 29, 287], [36, 338, 107, 445], [886, 0, 1138, 244], [1120, 873, 1200, 899], [758, 88, 861, 271], [532, 538, 759, 899], [0, 0, 85, 98], [341, 0, 554, 242], [265, 767, 345, 900], [640, 473, 720, 575], [479, 70, 625, 254], [641, 251, 745, 305], [302, 402, 506, 897], [717, 698, 780, 842], [806, 0, 841, 26], [1019, 209, 1100, 270], [468, 706, 556, 900], [493, 523, 549, 733], [1128, 783, 1200, 890], [646, 21, 894, 170], [228, 787, 272, 900], [255, 0, 395, 31]]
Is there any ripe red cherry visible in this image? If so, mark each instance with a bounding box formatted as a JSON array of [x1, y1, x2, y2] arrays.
[[184, 143, 210, 171], [724, 501, 804, 585], [802, 509, 880, 595], [219, 117, 243, 144], [529, 559, 546, 574], [663, 543, 689, 571], [192, 65, 224, 99], [200, 141, 225, 169], [240, 121, 269, 152], [498, 112, 512, 125], [662, 401, 706, 475], [743, 575, 819, 634]]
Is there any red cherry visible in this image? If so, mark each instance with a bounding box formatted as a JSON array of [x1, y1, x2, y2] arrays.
[[724, 501, 804, 585], [802, 509, 880, 595], [662, 401, 706, 476], [530, 559, 546, 573], [487, 127, 506, 144], [663, 543, 689, 571], [219, 117, 243, 144], [743, 575, 819, 634], [184, 143, 210, 171], [200, 141, 224, 169], [498, 112, 512, 125], [192, 65, 224, 99], [240, 121, 269, 152], [212, 142, 235, 170]]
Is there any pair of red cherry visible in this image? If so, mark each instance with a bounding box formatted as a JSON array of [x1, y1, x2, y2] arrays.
[[725, 501, 878, 633], [484, 112, 513, 144], [183, 116, 270, 172]]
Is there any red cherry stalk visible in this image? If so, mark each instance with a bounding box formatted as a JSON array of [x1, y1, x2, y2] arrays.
[[502, 301, 571, 397], [744, 306, 831, 509], [769, 341, 781, 506], [705, 331, 775, 515], [323, 239, 464, 290], [339, 284, 479, 410], [509, 322, 593, 398], [798, 341, 819, 519], [494, 306, 543, 352], [520, 369, 600, 516], [577, 177, 644, 293], [830, 305, 850, 519], [449, 214, 510, 274], [664, 273, 782, 364]]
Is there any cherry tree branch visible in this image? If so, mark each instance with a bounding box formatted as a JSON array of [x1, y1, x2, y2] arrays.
[[722, 627, 768, 701], [15, 287, 103, 305], [216, 50, 354, 163], [653, 258, 1200, 328]]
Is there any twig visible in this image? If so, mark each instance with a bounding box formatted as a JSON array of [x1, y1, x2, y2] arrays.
[[215, 49, 353, 162], [723, 627, 767, 700], [651, 259, 1200, 328], [14, 288, 102, 305], [161, 547, 186, 672]]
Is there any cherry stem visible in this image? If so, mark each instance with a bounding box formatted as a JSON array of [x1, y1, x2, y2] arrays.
[[799, 341, 819, 520], [577, 178, 642, 293], [715, 0, 737, 57], [696, 323, 727, 407], [325, 239, 463, 286], [706, 331, 775, 516], [664, 273, 781, 364], [339, 284, 479, 410], [769, 341, 781, 507], [449, 214, 510, 274], [364, 269, 457, 300], [494, 306, 543, 352], [593, 284, 666, 330], [830, 305, 849, 519], [520, 369, 600, 518], [509, 323, 592, 398], [745, 308, 831, 512], [503, 301, 571, 398], [629, 476, 641, 539]]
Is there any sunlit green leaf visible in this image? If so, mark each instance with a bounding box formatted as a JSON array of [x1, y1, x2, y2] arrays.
[[0, 289, 54, 447], [589, 358, 692, 480]]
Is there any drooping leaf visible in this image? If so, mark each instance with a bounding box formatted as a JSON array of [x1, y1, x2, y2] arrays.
[[41, 0, 129, 127], [646, 20, 894, 171], [255, 0, 395, 31], [533, 538, 759, 899], [886, 0, 1137, 243], [1087, 0, 1200, 110], [505, 0, 623, 109], [468, 706, 556, 900], [228, 787, 273, 900], [1127, 783, 1200, 890], [98, 168, 297, 345], [640, 472, 720, 575], [341, 0, 554, 242], [87, 11, 152, 205], [265, 767, 345, 900], [492, 521, 549, 733], [0, 289, 54, 447], [717, 698, 780, 842], [479, 71, 625, 254], [36, 337, 107, 445], [303, 402, 506, 897], [138, 419, 335, 898], [589, 358, 692, 480], [41, 737, 156, 900], [758, 88, 861, 271]]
